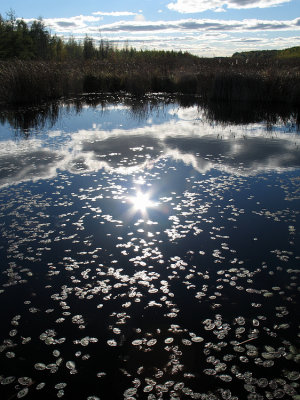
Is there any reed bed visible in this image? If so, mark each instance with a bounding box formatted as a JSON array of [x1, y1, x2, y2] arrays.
[[0, 58, 299, 106]]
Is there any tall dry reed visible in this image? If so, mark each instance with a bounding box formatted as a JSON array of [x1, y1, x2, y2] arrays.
[[0, 58, 299, 106]]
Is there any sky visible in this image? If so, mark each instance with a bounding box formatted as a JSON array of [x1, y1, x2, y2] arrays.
[[1, 0, 299, 56]]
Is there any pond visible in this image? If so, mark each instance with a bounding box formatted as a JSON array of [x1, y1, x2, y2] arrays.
[[0, 95, 299, 400]]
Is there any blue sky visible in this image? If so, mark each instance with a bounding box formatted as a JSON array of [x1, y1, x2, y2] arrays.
[[1, 0, 299, 56]]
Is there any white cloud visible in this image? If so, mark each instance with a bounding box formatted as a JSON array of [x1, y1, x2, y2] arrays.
[[23, 12, 300, 56], [135, 14, 146, 22], [167, 0, 292, 13], [25, 14, 103, 33], [228, 34, 300, 49], [92, 11, 138, 16], [98, 17, 300, 33], [24, 11, 300, 37]]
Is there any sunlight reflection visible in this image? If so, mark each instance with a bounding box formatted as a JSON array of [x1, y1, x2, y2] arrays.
[[128, 190, 157, 217]]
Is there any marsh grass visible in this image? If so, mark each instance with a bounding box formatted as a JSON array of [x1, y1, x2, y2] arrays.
[[0, 57, 299, 106]]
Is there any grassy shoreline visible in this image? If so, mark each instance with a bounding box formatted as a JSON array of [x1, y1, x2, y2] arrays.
[[0, 58, 300, 106]]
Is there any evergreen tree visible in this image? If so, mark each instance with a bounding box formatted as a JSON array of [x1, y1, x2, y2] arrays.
[[83, 36, 95, 60]]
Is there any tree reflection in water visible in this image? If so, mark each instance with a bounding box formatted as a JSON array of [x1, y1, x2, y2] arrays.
[[0, 94, 299, 135]]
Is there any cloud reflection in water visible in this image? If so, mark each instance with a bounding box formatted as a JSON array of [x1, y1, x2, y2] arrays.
[[0, 103, 299, 188]]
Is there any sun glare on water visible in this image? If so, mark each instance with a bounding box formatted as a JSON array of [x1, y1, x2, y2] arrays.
[[129, 191, 155, 213]]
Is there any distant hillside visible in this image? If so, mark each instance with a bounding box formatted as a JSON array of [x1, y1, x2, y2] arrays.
[[232, 46, 300, 59], [277, 46, 300, 58]]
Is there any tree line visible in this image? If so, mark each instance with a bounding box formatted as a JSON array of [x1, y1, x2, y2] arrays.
[[0, 11, 200, 63], [0, 11, 112, 60], [233, 46, 300, 60]]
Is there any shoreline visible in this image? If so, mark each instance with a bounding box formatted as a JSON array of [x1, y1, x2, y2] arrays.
[[0, 59, 299, 106]]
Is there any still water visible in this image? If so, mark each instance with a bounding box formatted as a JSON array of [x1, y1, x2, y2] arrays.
[[0, 95, 299, 400]]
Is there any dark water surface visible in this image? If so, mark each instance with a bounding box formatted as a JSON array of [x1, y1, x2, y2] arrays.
[[0, 95, 299, 400]]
